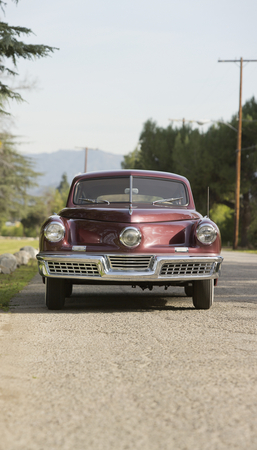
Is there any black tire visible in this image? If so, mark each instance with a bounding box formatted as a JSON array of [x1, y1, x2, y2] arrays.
[[184, 284, 193, 297], [45, 278, 66, 310], [192, 279, 214, 310], [65, 282, 73, 298]]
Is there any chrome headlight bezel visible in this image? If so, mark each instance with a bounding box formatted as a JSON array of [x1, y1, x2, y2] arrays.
[[119, 227, 142, 248], [44, 221, 65, 243], [196, 223, 218, 245]]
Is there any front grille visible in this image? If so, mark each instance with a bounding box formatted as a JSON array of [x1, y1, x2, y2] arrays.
[[160, 262, 214, 277], [47, 261, 100, 276], [108, 255, 154, 271]]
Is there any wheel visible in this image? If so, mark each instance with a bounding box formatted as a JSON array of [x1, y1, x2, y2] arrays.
[[65, 282, 73, 298], [45, 278, 66, 310], [192, 279, 214, 310], [184, 283, 193, 297]]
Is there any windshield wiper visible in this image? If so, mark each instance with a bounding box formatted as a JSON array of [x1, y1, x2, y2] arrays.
[[152, 197, 183, 205], [79, 198, 110, 205]]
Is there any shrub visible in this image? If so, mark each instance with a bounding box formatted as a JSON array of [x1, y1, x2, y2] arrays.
[[1, 223, 24, 237], [210, 204, 234, 246]]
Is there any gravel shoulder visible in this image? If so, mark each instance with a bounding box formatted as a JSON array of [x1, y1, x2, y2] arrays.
[[0, 251, 256, 450]]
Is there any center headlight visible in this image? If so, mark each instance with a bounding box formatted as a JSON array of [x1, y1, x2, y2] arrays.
[[44, 222, 65, 242], [196, 223, 217, 245], [119, 227, 142, 248]]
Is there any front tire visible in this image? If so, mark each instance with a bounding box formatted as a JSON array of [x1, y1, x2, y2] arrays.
[[45, 278, 66, 310], [192, 279, 214, 310], [184, 283, 193, 297], [65, 282, 73, 298]]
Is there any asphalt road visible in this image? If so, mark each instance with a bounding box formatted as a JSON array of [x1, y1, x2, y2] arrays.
[[0, 250, 256, 450]]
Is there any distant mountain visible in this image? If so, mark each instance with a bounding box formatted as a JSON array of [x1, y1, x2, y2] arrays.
[[25, 148, 124, 195]]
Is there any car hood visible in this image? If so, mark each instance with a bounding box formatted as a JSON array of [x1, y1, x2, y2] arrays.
[[59, 206, 201, 223]]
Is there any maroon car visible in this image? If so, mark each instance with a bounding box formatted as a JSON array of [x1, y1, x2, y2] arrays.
[[37, 170, 223, 310]]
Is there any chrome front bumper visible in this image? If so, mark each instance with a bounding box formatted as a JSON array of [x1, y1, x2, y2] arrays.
[[37, 253, 223, 283]]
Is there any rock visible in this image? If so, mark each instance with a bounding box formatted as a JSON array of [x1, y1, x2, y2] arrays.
[[19, 246, 38, 260], [0, 253, 17, 274], [14, 250, 31, 266]]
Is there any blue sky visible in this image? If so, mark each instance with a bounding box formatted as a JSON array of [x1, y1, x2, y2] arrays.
[[3, 0, 257, 155]]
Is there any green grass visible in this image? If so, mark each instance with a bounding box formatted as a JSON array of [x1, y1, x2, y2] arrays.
[[0, 238, 39, 255], [0, 238, 39, 311], [0, 260, 38, 311]]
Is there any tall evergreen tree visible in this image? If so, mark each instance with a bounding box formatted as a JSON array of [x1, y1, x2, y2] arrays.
[[0, 0, 57, 232], [0, 0, 57, 114], [121, 146, 140, 170], [0, 132, 40, 228], [57, 173, 70, 195], [238, 98, 257, 245]]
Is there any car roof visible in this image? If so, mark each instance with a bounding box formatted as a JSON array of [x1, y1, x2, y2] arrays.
[[71, 169, 189, 184]]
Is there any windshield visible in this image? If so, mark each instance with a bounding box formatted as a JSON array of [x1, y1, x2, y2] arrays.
[[73, 176, 188, 206]]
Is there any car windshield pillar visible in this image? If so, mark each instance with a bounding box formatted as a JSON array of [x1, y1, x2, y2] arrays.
[[129, 175, 133, 215]]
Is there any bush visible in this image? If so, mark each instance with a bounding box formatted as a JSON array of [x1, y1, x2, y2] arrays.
[[248, 210, 257, 248], [210, 204, 234, 246], [1, 223, 24, 237], [23, 226, 39, 238]]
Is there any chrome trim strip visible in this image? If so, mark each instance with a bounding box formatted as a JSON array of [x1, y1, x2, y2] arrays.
[[129, 175, 133, 205], [72, 245, 87, 251], [37, 252, 223, 282]]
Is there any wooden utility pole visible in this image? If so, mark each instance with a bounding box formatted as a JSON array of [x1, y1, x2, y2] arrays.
[[84, 147, 88, 173], [218, 57, 257, 249], [75, 146, 98, 173], [235, 59, 243, 250]]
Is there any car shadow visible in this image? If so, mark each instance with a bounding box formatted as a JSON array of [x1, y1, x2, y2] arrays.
[[63, 291, 195, 312]]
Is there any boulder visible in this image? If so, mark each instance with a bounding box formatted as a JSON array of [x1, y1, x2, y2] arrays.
[[14, 250, 31, 266], [19, 246, 38, 259], [0, 253, 17, 274]]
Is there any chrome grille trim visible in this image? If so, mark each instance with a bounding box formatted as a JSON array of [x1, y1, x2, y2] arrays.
[[47, 261, 100, 276], [37, 253, 223, 281], [107, 255, 154, 271], [160, 262, 215, 277]]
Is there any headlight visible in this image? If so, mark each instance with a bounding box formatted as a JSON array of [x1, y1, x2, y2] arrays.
[[44, 222, 65, 242], [196, 223, 217, 245], [120, 227, 142, 248]]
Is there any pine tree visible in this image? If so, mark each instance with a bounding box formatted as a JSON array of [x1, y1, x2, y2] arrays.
[[0, 0, 58, 232], [0, 0, 57, 114], [57, 173, 70, 195], [0, 132, 41, 228]]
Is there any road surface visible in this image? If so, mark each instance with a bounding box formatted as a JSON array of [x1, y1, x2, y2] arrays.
[[0, 251, 256, 450]]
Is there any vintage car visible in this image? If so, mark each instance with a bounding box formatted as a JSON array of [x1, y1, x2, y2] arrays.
[[37, 169, 223, 310]]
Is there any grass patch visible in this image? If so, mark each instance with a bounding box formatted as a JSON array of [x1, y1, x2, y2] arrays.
[[0, 238, 39, 255], [0, 260, 38, 311]]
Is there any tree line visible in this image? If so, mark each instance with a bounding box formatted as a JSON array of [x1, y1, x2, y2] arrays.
[[122, 98, 257, 248]]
